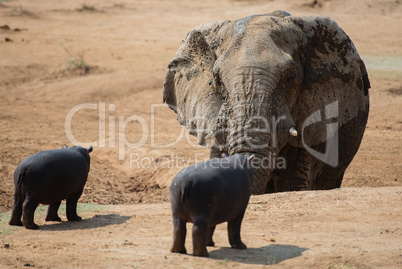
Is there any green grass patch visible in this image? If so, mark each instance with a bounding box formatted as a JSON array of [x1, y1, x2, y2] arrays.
[[362, 56, 402, 80], [75, 4, 103, 13], [362, 56, 402, 71], [0, 211, 20, 236], [0, 202, 108, 236], [218, 258, 231, 266]]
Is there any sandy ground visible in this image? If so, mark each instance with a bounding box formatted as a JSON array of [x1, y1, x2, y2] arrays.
[[1, 187, 401, 268], [0, 0, 401, 268]]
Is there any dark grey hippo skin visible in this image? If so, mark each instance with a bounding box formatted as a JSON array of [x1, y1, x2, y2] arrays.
[[169, 154, 254, 257], [9, 145, 93, 229]]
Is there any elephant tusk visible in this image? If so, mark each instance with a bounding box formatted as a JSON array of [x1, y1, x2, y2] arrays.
[[289, 127, 298, 137]]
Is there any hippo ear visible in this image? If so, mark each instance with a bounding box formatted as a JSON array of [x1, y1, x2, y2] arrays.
[[62, 144, 68, 149], [86, 146, 93, 153], [163, 21, 228, 146], [290, 16, 370, 147]]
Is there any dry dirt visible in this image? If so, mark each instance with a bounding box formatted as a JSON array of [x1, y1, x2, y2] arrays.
[[0, 0, 401, 268]]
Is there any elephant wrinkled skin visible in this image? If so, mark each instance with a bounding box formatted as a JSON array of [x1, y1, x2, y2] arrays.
[[163, 11, 370, 194]]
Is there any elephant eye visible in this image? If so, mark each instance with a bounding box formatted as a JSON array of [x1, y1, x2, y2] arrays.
[[284, 74, 295, 87], [213, 70, 222, 87], [282, 62, 302, 89]]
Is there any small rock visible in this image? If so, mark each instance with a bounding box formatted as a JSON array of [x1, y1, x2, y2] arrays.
[[0, 25, 10, 30]]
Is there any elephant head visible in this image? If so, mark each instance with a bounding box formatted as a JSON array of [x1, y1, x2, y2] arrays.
[[163, 11, 370, 194]]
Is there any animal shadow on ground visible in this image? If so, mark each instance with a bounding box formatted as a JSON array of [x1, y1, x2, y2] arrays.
[[209, 244, 308, 265], [40, 214, 130, 231]]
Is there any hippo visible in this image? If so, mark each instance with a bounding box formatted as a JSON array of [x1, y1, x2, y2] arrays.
[[170, 154, 254, 257], [9, 145, 93, 229]]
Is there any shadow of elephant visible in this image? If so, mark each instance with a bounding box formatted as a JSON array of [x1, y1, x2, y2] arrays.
[[40, 214, 131, 231], [209, 244, 308, 265]]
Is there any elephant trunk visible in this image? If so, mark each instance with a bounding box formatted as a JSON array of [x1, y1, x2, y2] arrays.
[[226, 67, 295, 194]]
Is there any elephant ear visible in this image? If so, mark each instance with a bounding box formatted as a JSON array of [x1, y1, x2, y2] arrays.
[[291, 16, 370, 147], [163, 21, 228, 146]]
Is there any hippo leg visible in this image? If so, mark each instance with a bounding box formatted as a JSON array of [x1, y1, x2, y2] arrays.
[[22, 197, 39, 230], [192, 218, 209, 257], [45, 201, 62, 221], [66, 191, 82, 221], [171, 217, 187, 254], [228, 213, 247, 250], [9, 188, 24, 226], [206, 225, 216, 246]]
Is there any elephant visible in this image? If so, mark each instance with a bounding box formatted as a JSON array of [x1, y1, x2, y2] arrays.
[[163, 10, 370, 195]]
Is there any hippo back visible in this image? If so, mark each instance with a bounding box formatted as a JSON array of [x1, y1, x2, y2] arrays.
[[15, 149, 90, 202], [170, 154, 253, 224]]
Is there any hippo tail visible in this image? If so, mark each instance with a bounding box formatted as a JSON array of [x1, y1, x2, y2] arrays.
[[17, 169, 27, 187], [180, 180, 193, 203]]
